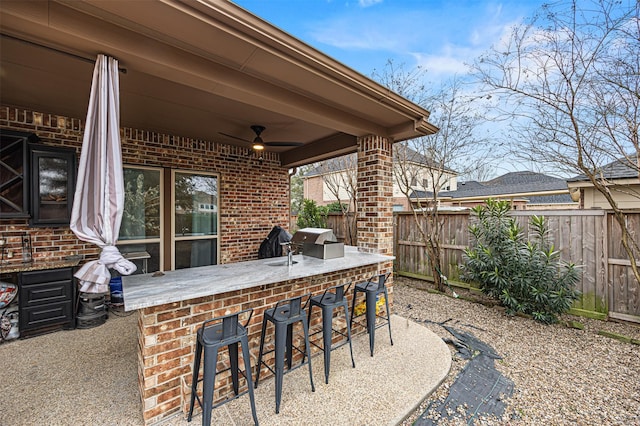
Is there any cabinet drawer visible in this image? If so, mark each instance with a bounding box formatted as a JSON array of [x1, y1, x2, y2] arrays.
[[21, 268, 72, 284], [20, 301, 73, 330], [20, 280, 73, 307]]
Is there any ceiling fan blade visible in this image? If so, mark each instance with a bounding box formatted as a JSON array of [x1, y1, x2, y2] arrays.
[[220, 126, 304, 149], [264, 141, 304, 147], [218, 132, 251, 143]]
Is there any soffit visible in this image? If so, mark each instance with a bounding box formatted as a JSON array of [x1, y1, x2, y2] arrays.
[[0, 0, 436, 168]]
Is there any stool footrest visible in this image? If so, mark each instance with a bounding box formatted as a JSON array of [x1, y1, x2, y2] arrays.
[[309, 336, 351, 352], [258, 357, 313, 378], [257, 344, 310, 375], [351, 316, 391, 330], [309, 326, 351, 349], [192, 378, 253, 413]]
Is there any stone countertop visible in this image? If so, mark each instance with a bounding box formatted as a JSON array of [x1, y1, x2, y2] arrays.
[[121, 246, 394, 311], [0, 259, 81, 274]]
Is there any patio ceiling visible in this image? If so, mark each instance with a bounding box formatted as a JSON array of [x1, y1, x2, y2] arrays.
[[0, 0, 437, 168]]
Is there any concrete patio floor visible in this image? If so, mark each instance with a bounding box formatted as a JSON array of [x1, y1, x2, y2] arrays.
[[2, 310, 450, 426]]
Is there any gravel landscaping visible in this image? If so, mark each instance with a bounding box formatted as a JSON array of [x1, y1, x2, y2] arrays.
[[393, 276, 640, 426]]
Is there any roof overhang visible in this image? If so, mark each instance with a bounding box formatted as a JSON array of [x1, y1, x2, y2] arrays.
[[566, 178, 640, 188], [0, 0, 437, 168]]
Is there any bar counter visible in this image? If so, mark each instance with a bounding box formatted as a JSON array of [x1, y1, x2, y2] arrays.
[[120, 246, 394, 425], [121, 246, 393, 311]]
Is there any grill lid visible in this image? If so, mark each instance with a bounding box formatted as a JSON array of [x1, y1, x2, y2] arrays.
[[291, 228, 337, 245]]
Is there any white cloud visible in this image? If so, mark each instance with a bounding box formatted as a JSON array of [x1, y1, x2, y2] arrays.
[[412, 53, 471, 77], [358, 0, 383, 7], [313, 4, 526, 67], [309, 10, 433, 51]]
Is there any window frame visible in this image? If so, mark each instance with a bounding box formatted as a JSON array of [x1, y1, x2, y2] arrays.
[[170, 169, 220, 270], [118, 165, 164, 271]]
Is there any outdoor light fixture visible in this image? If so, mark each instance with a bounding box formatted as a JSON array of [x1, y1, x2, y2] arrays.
[[252, 136, 265, 151]]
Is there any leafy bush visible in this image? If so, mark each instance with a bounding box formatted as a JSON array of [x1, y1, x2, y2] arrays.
[[325, 201, 349, 213], [462, 199, 581, 324], [297, 199, 328, 229]]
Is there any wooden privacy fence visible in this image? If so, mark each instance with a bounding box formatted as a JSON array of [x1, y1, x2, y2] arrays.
[[291, 209, 640, 321], [393, 210, 640, 323]]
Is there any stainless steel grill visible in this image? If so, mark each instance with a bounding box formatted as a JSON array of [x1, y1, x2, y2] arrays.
[[291, 228, 344, 259]]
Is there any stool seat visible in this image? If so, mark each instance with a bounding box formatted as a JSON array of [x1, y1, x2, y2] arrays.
[[307, 282, 355, 384], [267, 304, 298, 322], [351, 272, 393, 357], [355, 281, 380, 292], [188, 308, 259, 426], [256, 294, 315, 414], [200, 323, 245, 345]]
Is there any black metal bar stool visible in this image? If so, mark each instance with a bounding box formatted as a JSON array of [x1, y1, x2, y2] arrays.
[[188, 308, 259, 426], [350, 272, 393, 356], [306, 282, 355, 384], [255, 293, 315, 414]]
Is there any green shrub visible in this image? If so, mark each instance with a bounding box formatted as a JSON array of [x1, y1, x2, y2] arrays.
[[325, 201, 349, 213], [297, 199, 328, 229], [462, 199, 581, 324]]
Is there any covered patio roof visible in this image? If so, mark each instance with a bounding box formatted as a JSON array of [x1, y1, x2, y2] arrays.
[[0, 0, 437, 168]]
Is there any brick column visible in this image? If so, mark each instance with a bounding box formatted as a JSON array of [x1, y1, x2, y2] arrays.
[[356, 135, 393, 256]]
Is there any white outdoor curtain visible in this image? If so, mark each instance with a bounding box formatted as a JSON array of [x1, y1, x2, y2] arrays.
[[70, 54, 136, 293]]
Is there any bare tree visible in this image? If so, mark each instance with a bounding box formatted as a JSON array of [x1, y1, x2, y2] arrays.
[[474, 0, 640, 283], [458, 163, 495, 183], [373, 61, 491, 292], [317, 155, 357, 244]]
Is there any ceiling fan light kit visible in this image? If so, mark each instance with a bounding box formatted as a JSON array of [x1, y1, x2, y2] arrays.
[[250, 125, 266, 150], [219, 125, 304, 151]]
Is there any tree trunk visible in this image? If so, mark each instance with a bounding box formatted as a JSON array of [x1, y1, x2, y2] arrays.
[[426, 239, 444, 292]]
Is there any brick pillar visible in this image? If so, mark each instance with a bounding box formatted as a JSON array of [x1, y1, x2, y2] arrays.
[[356, 135, 393, 255]]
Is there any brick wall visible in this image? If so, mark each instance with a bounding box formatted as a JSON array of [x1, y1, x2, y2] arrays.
[[356, 135, 394, 256], [303, 175, 326, 205], [0, 105, 291, 267]]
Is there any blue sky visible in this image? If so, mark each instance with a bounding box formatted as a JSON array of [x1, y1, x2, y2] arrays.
[[233, 0, 543, 81]]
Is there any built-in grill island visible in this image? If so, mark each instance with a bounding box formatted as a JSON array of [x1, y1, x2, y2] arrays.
[[291, 227, 344, 259]]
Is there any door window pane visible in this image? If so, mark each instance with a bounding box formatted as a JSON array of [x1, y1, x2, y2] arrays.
[[175, 240, 217, 270], [120, 168, 161, 240], [117, 243, 160, 275], [173, 171, 218, 269], [174, 173, 217, 237], [37, 156, 69, 221]]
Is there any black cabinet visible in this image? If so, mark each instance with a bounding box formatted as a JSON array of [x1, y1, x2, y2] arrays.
[[19, 267, 76, 337], [29, 144, 76, 227], [0, 129, 77, 227]]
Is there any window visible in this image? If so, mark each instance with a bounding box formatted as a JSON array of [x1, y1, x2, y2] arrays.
[[172, 171, 218, 270], [118, 166, 162, 274], [119, 167, 219, 272]]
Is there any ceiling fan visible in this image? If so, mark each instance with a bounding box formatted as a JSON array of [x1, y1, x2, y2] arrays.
[[219, 125, 304, 151]]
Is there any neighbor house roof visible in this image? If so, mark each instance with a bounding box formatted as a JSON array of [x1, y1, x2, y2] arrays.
[[567, 157, 639, 183], [414, 171, 574, 203]]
